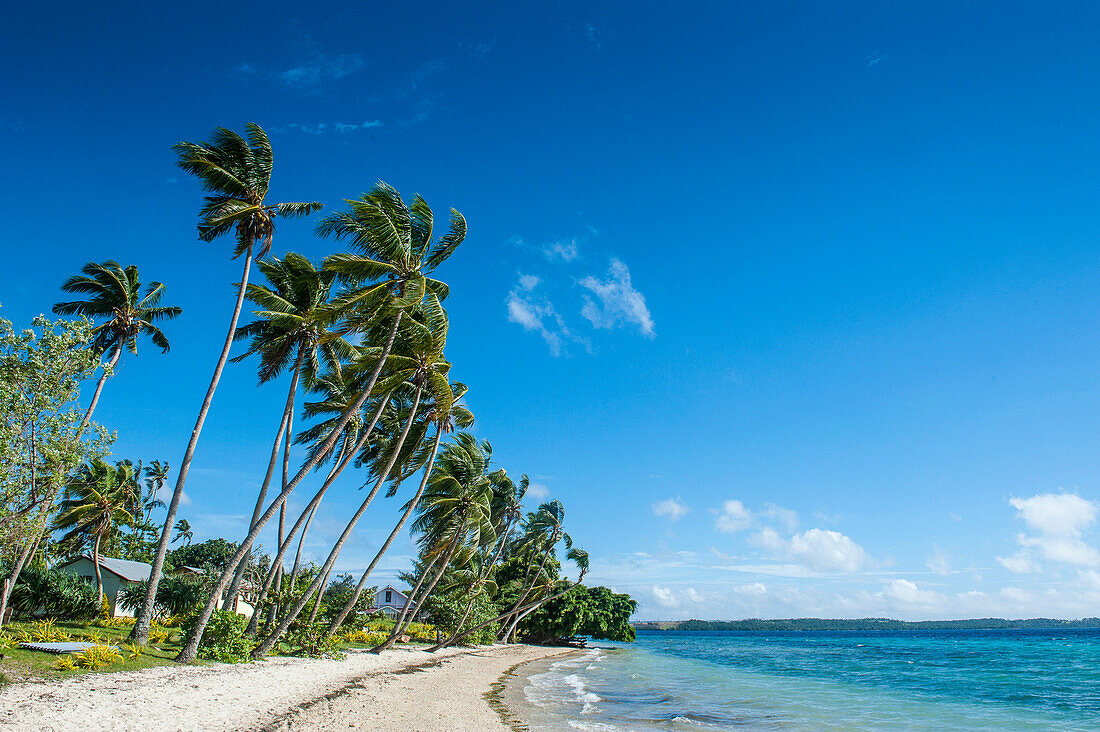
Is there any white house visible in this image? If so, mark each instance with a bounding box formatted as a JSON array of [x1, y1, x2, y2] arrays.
[[56, 555, 254, 618], [369, 585, 417, 619], [55, 555, 150, 618]]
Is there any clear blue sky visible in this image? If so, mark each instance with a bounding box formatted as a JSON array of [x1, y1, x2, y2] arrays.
[[4, 1, 1100, 620]]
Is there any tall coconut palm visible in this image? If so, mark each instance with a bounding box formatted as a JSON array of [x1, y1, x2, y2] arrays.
[[52, 459, 142, 604], [429, 473, 527, 650], [52, 261, 181, 431], [372, 433, 498, 653], [171, 519, 193, 545], [244, 363, 377, 635], [132, 123, 322, 645], [251, 297, 455, 658], [500, 500, 571, 642], [142, 461, 171, 523], [176, 188, 468, 660], [324, 382, 474, 637], [175, 185, 466, 662], [221, 253, 349, 611]]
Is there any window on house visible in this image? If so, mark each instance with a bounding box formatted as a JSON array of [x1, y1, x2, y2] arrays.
[[385, 590, 392, 603]]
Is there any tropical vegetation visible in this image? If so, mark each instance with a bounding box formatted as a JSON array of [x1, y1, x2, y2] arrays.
[[0, 122, 633, 676]]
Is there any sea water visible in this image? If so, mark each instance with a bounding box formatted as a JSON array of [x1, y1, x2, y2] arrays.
[[519, 629, 1100, 730]]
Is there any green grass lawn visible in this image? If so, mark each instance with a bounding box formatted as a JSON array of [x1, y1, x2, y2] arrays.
[[0, 616, 440, 684], [0, 620, 184, 683]]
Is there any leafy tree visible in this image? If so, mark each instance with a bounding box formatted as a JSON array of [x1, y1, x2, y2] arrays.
[[521, 586, 637, 644], [51, 261, 181, 431], [52, 459, 142, 604], [134, 123, 322, 645], [0, 315, 111, 624], [8, 565, 99, 621]]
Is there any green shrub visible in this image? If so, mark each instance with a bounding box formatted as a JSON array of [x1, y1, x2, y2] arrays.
[[117, 575, 205, 619], [425, 591, 496, 645], [181, 610, 252, 663], [284, 621, 345, 659], [9, 566, 99, 621]]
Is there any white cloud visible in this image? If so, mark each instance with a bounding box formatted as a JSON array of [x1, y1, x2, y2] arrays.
[[506, 274, 588, 357], [1007, 493, 1100, 567], [882, 579, 940, 606], [715, 500, 753, 533], [684, 587, 705, 603], [733, 582, 767, 596], [526, 482, 550, 500], [579, 259, 654, 337], [927, 545, 950, 575], [761, 503, 800, 531], [754, 527, 868, 573], [998, 551, 1041, 573], [545, 239, 579, 262], [653, 497, 690, 521], [652, 585, 678, 608]]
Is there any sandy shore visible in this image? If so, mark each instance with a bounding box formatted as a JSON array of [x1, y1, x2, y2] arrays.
[[0, 644, 574, 731]]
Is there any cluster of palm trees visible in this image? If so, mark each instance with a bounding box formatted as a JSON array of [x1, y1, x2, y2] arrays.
[[32, 122, 588, 660]]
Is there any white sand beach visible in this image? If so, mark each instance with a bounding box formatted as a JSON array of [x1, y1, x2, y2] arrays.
[[0, 644, 574, 732]]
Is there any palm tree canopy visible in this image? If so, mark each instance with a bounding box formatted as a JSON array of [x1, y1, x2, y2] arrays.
[[52, 260, 182, 354], [174, 123, 322, 257], [52, 458, 142, 550], [233, 252, 353, 385], [319, 181, 466, 329]]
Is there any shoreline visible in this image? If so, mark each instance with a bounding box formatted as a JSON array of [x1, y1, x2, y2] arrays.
[[0, 644, 574, 731]]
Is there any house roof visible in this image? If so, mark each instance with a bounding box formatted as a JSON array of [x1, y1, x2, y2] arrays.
[[58, 555, 151, 583]]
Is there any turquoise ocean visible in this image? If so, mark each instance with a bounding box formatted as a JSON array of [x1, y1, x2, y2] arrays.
[[517, 629, 1100, 730]]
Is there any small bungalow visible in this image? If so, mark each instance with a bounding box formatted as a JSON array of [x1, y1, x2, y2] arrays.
[[55, 555, 150, 618], [368, 585, 418, 619], [56, 555, 255, 618]]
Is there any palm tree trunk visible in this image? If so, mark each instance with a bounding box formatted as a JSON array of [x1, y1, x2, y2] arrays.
[[174, 314, 405, 662], [79, 344, 122, 432], [223, 349, 303, 611], [244, 396, 388, 636], [375, 525, 463, 653], [131, 245, 255, 644], [306, 565, 331, 623], [372, 551, 442, 652], [273, 389, 295, 617], [250, 385, 425, 659], [433, 517, 516, 651], [498, 537, 558, 641], [92, 534, 103, 608], [325, 423, 443, 637]]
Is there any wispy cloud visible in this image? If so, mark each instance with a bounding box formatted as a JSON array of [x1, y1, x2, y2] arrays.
[[273, 120, 384, 135], [545, 239, 579, 262], [653, 497, 690, 521], [865, 51, 888, 67], [236, 53, 365, 90], [579, 258, 655, 337], [460, 40, 496, 58], [586, 23, 603, 50], [506, 274, 589, 357], [526, 482, 551, 500]]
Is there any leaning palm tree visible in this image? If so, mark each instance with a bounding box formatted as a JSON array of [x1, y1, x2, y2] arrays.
[[171, 519, 193, 545], [52, 261, 181, 431], [52, 459, 141, 604], [251, 297, 455, 658], [429, 473, 527, 650], [371, 433, 497, 653], [324, 381, 474, 637], [142, 461, 171, 523], [175, 186, 467, 662], [220, 253, 349, 612], [499, 500, 571, 642], [132, 123, 323, 645]]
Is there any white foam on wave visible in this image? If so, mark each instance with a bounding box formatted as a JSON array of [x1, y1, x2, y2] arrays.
[[524, 648, 605, 716]]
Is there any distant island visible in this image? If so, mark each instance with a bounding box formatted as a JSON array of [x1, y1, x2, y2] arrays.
[[633, 618, 1100, 631]]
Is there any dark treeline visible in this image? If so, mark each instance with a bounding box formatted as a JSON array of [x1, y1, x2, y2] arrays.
[[637, 617, 1100, 632]]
